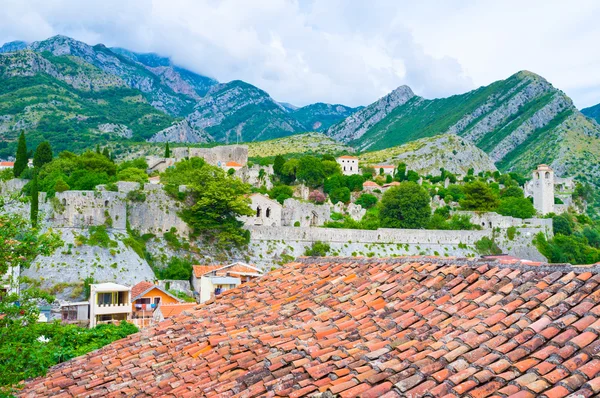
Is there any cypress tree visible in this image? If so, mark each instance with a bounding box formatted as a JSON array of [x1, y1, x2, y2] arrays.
[[96, 144, 101, 154], [30, 170, 39, 228], [165, 142, 171, 158], [14, 131, 28, 178], [33, 141, 53, 168], [102, 147, 110, 159]]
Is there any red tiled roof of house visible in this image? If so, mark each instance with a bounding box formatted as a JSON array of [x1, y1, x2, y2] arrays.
[[192, 265, 222, 278], [338, 155, 358, 159], [0, 161, 14, 166], [363, 180, 379, 187], [225, 161, 242, 167], [19, 256, 600, 397], [130, 281, 154, 299]]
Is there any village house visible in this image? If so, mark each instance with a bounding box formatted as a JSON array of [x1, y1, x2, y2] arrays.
[[362, 180, 380, 191], [0, 161, 14, 170], [336, 155, 359, 176], [192, 262, 263, 303], [60, 302, 90, 327], [375, 164, 395, 175], [222, 161, 243, 172], [240, 193, 282, 227], [130, 281, 183, 328], [88, 283, 132, 328], [148, 176, 161, 184], [382, 181, 400, 191]]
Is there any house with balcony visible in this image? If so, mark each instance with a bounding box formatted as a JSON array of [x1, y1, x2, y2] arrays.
[[130, 281, 183, 328], [192, 262, 263, 303], [89, 283, 132, 328]]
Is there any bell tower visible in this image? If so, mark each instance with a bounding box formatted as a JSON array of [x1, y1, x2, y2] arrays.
[[532, 164, 555, 215]]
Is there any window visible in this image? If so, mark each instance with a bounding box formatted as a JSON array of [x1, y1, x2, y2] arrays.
[[256, 206, 262, 217], [154, 297, 160, 305], [545, 172, 550, 179], [266, 208, 271, 218], [97, 292, 114, 305], [136, 298, 151, 305], [104, 200, 109, 207]]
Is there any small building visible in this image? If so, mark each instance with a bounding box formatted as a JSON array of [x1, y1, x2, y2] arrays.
[[336, 155, 359, 176], [89, 283, 132, 328], [192, 262, 263, 304], [222, 161, 243, 172], [130, 281, 183, 329], [375, 165, 395, 176], [0, 161, 14, 170], [362, 180, 380, 191], [148, 176, 161, 185], [61, 302, 90, 327], [382, 181, 400, 191], [241, 193, 282, 227]]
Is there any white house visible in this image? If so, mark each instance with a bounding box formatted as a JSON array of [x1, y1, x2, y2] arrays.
[[88, 283, 132, 328], [192, 262, 263, 304], [337, 155, 359, 176], [240, 193, 283, 227]]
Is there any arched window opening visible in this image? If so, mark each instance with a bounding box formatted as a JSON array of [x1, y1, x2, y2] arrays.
[[266, 208, 271, 218], [545, 172, 550, 179], [256, 206, 262, 218]]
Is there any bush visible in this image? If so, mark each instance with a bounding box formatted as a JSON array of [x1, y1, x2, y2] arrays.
[[355, 193, 378, 209], [329, 187, 351, 204], [474, 237, 502, 255], [304, 241, 330, 257], [496, 197, 536, 219], [269, 185, 294, 205], [379, 182, 431, 229], [126, 189, 146, 202], [460, 181, 499, 211], [308, 190, 326, 204], [553, 214, 573, 236], [154, 257, 193, 280]]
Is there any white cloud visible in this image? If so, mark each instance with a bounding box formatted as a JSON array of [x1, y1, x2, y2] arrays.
[[0, 0, 597, 108]]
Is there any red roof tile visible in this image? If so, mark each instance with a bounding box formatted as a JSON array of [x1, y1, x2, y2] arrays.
[[130, 281, 154, 299], [19, 257, 600, 397]]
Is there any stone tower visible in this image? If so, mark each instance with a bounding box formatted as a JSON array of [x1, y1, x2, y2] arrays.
[[532, 164, 555, 215]]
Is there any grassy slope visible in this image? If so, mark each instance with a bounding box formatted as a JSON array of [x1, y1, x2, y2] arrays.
[[581, 103, 600, 124], [247, 132, 353, 158], [0, 74, 174, 157]]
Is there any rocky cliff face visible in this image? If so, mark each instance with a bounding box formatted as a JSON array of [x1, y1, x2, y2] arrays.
[[148, 120, 212, 143], [360, 133, 497, 176], [185, 80, 306, 143], [581, 103, 600, 124], [325, 85, 415, 142], [291, 103, 359, 131]]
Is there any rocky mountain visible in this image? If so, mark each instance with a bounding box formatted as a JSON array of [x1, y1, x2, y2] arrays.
[[327, 71, 600, 185], [185, 80, 306, 143], [148, 119, 212, 143], [360, 133, 497, 177], [0, 40, 28, 53], [246, 132, 354, 158], [0, 50, 174, 157], [326, 86, 414, 142], [582, 103, 600, 124], [291, 103, 359, 131]]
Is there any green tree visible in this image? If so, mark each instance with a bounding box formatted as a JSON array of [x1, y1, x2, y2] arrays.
[[280, 158, 300, 185], [346, 174, 365, 192], [553, 214, 573, 236], [500, 185, 524, 198], [329, 187, 351, 204], [355, 193, 378, 209], [321, 160, 341, 177], [162, 158, 253, 248], [460, 181, 499, 211], [273, 155, 286, 178], [102, 147, 111, 160], [269, 185, 294, 204], [296, 156, 325, 188], [304, 241, 331, 256], [394, 163, 407, 181], [164, 142, 171, 158], [379, 182, 431, 229], [96, 144, 101, 154], [496, 197, 536, 219], [13, 131, 28, 178], [117, 167, 149, 184], [33, 141, 53, 169], [30, 170, 39, 228]]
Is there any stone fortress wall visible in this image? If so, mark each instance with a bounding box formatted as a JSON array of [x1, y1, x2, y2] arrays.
[[147, 145, 249, 173]]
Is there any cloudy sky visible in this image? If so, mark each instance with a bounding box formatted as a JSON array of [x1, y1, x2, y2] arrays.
[[1, 0, 599, 108]]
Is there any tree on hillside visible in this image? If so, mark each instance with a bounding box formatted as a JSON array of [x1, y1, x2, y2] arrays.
[[33, 141, 53, 169], [273, 155, 285, 178], [497, 197, 536, 219], [102, 147, 111, 160], [165, 142, 171, 158], [460, 181, 499, 211], [96, 144, 101, 154], [30, 170, 39, 228], [379, 181, 431, 229], [161, 157, 253, 248], [13, 131, 28, 178], [296, 156, 325, 188]]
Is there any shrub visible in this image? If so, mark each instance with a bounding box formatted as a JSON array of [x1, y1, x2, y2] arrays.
[[304, 241, 331, 257], [496, 197, 536, 219], [329, 187, 351, 204], [308, 190, 326, 204], [355, 193, 378, 209], [474, 237, 502, 255], [379, 182, 431, 229]]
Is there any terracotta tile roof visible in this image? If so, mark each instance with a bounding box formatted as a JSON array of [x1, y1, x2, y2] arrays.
[[131, 281, 183, 303], [363, 180, 379, 187], [192, 265, 222, 278], [19, 257, 600, 397], [0, 161, 14, 166], [131, 281, 155, 299], [159, 302, 197, 318], [225, 161, 243, 167], [338, 155, 358, 159]]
